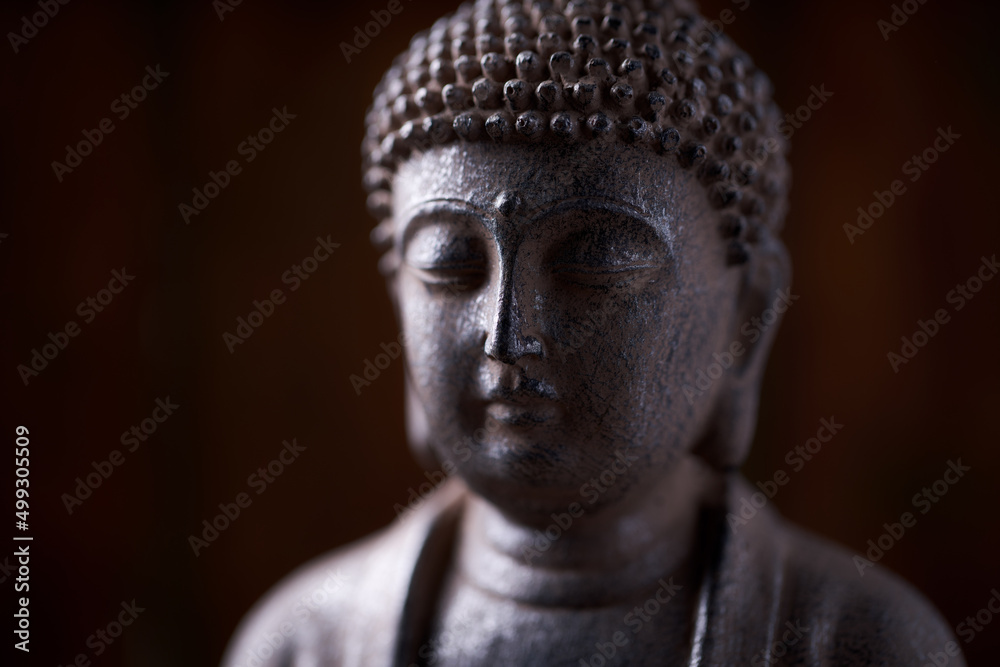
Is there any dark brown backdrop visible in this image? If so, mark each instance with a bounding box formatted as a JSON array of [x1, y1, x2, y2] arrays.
[[2, 0, 998, 664]]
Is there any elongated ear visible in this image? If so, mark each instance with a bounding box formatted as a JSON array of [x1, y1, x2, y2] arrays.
[[693, 232, 792, 470]]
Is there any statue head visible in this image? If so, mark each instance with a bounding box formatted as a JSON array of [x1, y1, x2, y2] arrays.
[[362, 0, 791, 521]]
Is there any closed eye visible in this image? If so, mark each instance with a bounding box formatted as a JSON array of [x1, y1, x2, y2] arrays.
[[408, 263, 486, 287], [549, 227, 663, 287], [552, 263, 659, 287], [552, 263, 658, 275], [402, 219, 488, 290]]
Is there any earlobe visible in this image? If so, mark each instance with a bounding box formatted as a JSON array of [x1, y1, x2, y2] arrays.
[[732, 235, 792, 381], [693, 235, 791, 471]]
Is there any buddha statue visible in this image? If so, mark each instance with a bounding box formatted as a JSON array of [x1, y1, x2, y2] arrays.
[[224, 1, 964, 664]]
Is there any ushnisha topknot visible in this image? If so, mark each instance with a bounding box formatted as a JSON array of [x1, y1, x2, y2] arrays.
[[362, 0, 790, 267]]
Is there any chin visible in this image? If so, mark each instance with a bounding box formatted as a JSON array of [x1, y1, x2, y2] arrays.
[[442, 434, 640, 517]]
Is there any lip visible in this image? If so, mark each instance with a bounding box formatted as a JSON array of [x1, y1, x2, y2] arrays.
[[485, 400, 561, 427]]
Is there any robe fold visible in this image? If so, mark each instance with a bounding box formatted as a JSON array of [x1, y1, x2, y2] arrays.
[[224, 475, 963, 666]]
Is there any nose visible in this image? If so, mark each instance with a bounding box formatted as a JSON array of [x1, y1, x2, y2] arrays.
[[484, 263, 544, 365]]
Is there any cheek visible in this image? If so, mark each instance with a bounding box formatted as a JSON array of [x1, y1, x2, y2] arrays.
[[397, 274, 481, 396], [570, 286, 713, 446], [549, 289, 679, 423]]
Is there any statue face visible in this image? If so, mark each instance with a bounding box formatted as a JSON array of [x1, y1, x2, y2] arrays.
[[391, 142, 750, 518]]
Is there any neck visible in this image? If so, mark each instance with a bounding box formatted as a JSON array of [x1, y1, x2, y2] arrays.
[[453, 456, 723, 607]]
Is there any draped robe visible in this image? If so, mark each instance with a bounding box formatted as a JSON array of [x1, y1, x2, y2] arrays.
[[224, 476, 963, 666]]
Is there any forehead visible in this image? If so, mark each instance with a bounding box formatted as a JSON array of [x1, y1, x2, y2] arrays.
[[392, 142, 712, 239]]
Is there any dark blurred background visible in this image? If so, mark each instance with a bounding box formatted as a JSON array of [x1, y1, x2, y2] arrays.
[[1, 0, 997, 664]]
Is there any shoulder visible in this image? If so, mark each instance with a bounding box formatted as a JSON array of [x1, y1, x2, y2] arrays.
[[220, 527, 393, 667], [777, 523, 965, 666], [723, 475, 964, 665], [221, 479, 466, 667]]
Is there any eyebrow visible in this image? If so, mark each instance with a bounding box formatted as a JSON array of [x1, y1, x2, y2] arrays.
[[398, 195, 676, 257], [397, 199, 491, 250], [529, 197, 676, 257]]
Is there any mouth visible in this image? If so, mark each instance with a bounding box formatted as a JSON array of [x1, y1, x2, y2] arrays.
[[479, 366, 561, 428], [485, 400, 561, 427]]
